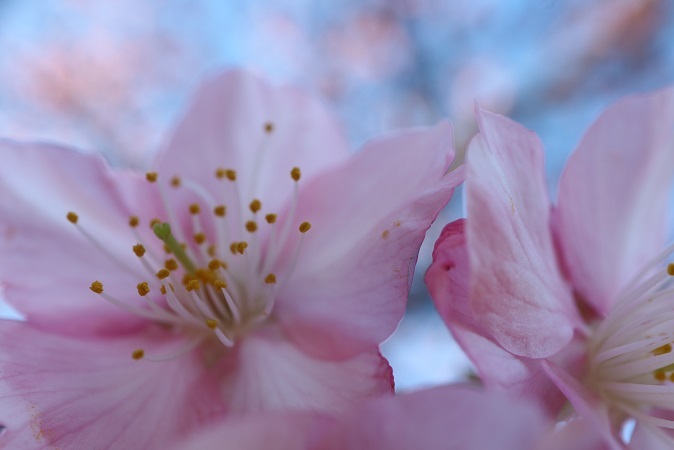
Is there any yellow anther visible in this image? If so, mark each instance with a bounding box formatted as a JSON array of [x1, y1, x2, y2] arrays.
[[129, 216, 139, 228], [214, 205, 226, 217], [265, 213, 277, 224], [291, 167, 301, 182], [137, 282, 150, 297], [186, 279, 200, 291], [230, 242, 238, 255], [208, 259, 221, 271], [146, 172, 158, 183], [150, 218, 161, 229], [170, 176, 181, 187], [66, 211, 79, 224], [246, 221, 258, 233], [249, 199, 262, 213], [160, 283, 174, 295], [207, 244, 217, 257], [653, 343, 673, 356], [90, 280, 104, 294], [164, 259, 178, 271], [668, 263, 674, 276], [205, 319, 218, 330], [655, 370, 667, 382], [299, 221, 311, 233], [132, 244, 146, 257], [132, 349, 145, 360], [163, 244, 172, 254], [213, 279, 227, 290], [189, 203, 201, 215], [225, 169, 237, 181], [194, 233, 206, 245], [156, 268, 170, 280], [237, 242, 248, 254], [264, 122, 274, 134], [215, 167, 226, 179], [265, 273, 277, 284]]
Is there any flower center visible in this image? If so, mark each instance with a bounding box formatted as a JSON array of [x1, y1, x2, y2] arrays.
[[585, 247, 674, 439], [67, 122, 312, 361]]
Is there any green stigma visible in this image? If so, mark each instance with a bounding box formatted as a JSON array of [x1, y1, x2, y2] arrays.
[[152, 222, 196, 274]]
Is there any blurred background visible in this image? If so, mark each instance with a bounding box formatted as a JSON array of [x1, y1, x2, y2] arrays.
[[1, 0, 673, 390]]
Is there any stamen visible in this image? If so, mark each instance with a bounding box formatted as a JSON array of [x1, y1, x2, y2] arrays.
[[215, 168, 227, 179], [137, 282, 150, 297], [165, 259, 178, 271], [137, 337, 205, 362], [208, 259, 221, 271], [206, 319, 218, 330], [66, 211, 79, 224], [129, 216, 139, 228], [156, 269, 171, 280], [214, 205, 226, 217], [90, 281, 104, 294], [146, 172, 158, 183], [214, 328, 234, 347], [194, 233, 206, 245], [132, 349, 145, 360], [246, 221, 258, 233], [249, 199, 262, 213], [299, 221, 311, 233], [189, 203, 201, 215], [264, 122, 274, 134], [266, 214, 277, 224], [291, 167, 301, 182], [170, 176, 181, 188], [264, 273, 276, 284], [133, 244, 146, 257], [653, 344, 673, 356], [223, 169, 237, 181], [186, 279, 200, 292]]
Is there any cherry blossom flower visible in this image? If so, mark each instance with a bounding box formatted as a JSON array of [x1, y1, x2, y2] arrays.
[[427, 88, 674, 448], [172, 385, 550, 450], [0, 70, 462, 448]]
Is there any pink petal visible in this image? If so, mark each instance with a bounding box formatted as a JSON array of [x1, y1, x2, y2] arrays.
[[276, 121, 461, 356], [322, 385, 548, 450], [0, 141, 162, 335], [466, 110, 579, 358], [555, 87, 674, 314], [221, 328, 393, 415], [174, 412, 334, 450], [174, 386, 548, 450], [0, 322, 226, 449], [426, 219, 565, 414], [154, 69, 351, 217]]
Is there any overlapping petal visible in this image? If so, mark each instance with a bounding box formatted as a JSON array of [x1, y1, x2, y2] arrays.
[[276, 122, 462, 356], [175, 386, 548, 450], [426, 219, 565, 414], [555, 87, 674, 314], [221, 328, 393, 414], [465, 110, 579, 358], [0, 322, 226, 449]]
